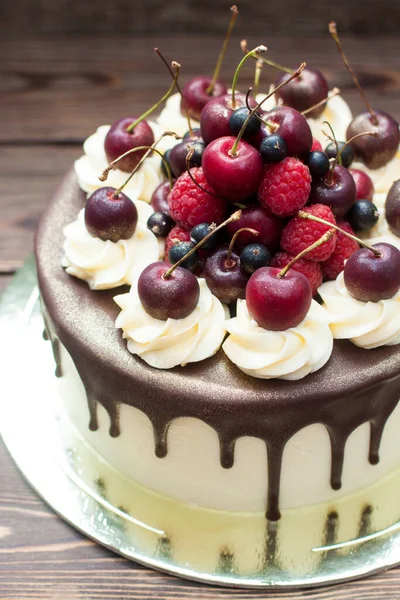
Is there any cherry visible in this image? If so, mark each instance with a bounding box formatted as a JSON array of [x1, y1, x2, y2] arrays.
[[183, 128, 202, 140], [104, 118, 155, 173], [344, 243, 400, 302], [202, 136, 263, 201], [346, 110, 400, 169], [347, 200, 379, 233], [274, 67, 329, 119], [168, 242, 199, 272], [147, 212, 174, 238], [169, 139, 205, 177], [227, 205, 283, 252], [150, 181, 172, 215], [181, 77, 228, 121], [202, 246, 248, 304], [385, 179, 400, 237], [240, 243, 271, 274], [161, 148, 172, 178], [349, 169, 374, 201], [325, 141, 355, 168], [265, 106, 313, 156], [246, 267, 312, 331], [200, 93, 258, 144], [259, 134, 287, 163], [85, 187, 138, 243], [308, 164, 356, 217], [138, 261, 200, 320], [306, 151, 330, 179]]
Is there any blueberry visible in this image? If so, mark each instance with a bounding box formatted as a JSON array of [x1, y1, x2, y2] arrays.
[[347, 200, 379, 232], [229, 107, 261, 137], [168, 241, 199, 272], [325, 141, 354, 168], [189, 141, 206, 167], [306, 151, 330, 179], [259, 134, 287, 163], [147, 212, 174, 238], [190, 223, 219, 249], [240, 243, 271, 274]]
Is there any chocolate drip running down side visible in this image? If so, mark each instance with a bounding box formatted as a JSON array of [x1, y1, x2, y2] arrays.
[[36, 170, 400, 521]]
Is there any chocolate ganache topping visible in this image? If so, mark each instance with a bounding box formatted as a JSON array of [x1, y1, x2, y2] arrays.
[[36, 170, 400, 520]]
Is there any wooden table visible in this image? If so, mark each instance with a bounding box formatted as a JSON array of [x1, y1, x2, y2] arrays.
[[1, 34, 400, 599]]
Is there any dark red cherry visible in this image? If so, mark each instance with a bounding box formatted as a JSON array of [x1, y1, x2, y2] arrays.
[[85, 187, 138, 243], [181, 76, 227, 121], [274, 68, 329, 119], [183, 128, 202, 140], [138, 261, 200, 320], [227, 205, 283, 252], [202, 246, 248, 304], [151, 181, 172, 215], [265, 106, 313, 156], [202, 136, 263, 201], [344, 243, 400, 302], [200, 93, 258, 145], [169, 139, 205, 178], [246, 267, 312, 331], [385, 179, 400, 237], [349, 168, 375, 201], [308, 164, 356, 217], [104, 117, 155, 173], [346, 110, 400, 169]]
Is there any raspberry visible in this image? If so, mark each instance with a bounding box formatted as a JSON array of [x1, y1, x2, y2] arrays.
[[164, 225, 191, 261], [281, 204, 337, 262], [168, 168, 227, 229], [257, 157, 311, 217], [321, 220, 359, 280], [311, 138, 323, 152], [271, 251, 323, 296]]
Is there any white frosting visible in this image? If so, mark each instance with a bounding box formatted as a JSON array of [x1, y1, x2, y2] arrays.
[[62, 200, 161, 290], [319, 271, 400, 349], [114, 279, 229, 368], [307, 94, 353, 147], [223, 299, 333, 380], [352, 148, 400, 195], [157, 93, 200, 137], [74, 122, 179, 202]]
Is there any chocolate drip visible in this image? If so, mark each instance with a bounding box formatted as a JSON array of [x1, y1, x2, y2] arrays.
[[41, 305, 62, 377], [35, 170, 400, 522], [217, 547, 235, 574], [358, 504, 373, 538], [88, 395, 98, 432]]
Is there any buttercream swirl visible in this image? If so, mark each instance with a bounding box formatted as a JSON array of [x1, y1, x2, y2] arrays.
[[74, 122, 179, 202], [319, 271, 400, 349], [62, 200, 161, 290], [114, 279, 229, 368], [223, 299, 333, 380]]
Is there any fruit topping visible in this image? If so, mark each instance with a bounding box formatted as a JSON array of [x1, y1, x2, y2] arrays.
[[147, 212, 174, 238], [240, 243, 271, 274], [325, 140, 354, 168], [347, 199, 379, 233], [274, 67, 329, 119], [349, 168, 375, 201], [151, 181, 172, 215], [306, 150, 330, 179], [259, 134, 288, 163], [321, 219, 359, 280], [190, 223, 220, 250], [227, 205, 283, 251], [168, 241, 199, 272], [281, 204, 337, 262], [344, 243, 400, 302], [258, 156, 311, 217], [271, 252, 323, 296], [85, 187, 138, 243], [385, 179, 400, 237]]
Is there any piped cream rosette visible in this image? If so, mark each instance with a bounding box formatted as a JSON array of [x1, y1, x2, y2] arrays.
[[114, 279, 229, 368]]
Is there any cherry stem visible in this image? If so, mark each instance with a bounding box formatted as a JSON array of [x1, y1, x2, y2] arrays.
[[226, 227, 259, 267], [126, 62, 181, 133], [301, 87, 341, 116], [164, 210, 242, 279], [231, 45, 267, 109], [298, 210, 381, 256], [245, 88, 278, 131], [322, 121, 340, 184], [329, 21, 378, 126], [206, 5, 239, 95], [241, 39, 293, 74], [185, 147, 225, 200], [253, 59, 263, 97], [230, 61, 306, 157], [278, 230, 335, 278], [155, 48, 194, 138]]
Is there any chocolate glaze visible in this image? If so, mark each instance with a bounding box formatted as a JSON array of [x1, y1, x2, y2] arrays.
[[35, 170, 400, 521]]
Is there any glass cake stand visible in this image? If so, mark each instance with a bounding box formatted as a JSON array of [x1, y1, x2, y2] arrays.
[[1, 256, 400, 589]]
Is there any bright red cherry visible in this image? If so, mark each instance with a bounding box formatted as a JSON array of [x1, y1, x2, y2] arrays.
[[385, 179, 400, 237], [246, 267, 312, 331], [349, 168, 375, 201], [346, 110, 400, 169], [227, 205, 283, 252], [344, 243, 400, 302], [202, 136, 263, 201], [181, 77, 227, 121], [85, 187, 138, 243], [138, 261, 200, 320], [151, 181, 172, 215], [264, 106, 313, 156], [202, 246, 248, 304], [274, 68, 329, 119], [104, 117, 155, 173], [200, 93, 258, 144], [308, 164, 356, 217]]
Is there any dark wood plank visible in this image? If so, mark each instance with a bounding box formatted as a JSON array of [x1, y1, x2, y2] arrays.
[[2, 0, 400, 36], [1, 35, 399, 142]]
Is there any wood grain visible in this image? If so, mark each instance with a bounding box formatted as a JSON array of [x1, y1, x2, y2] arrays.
[[1, 33, 400, 599]]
